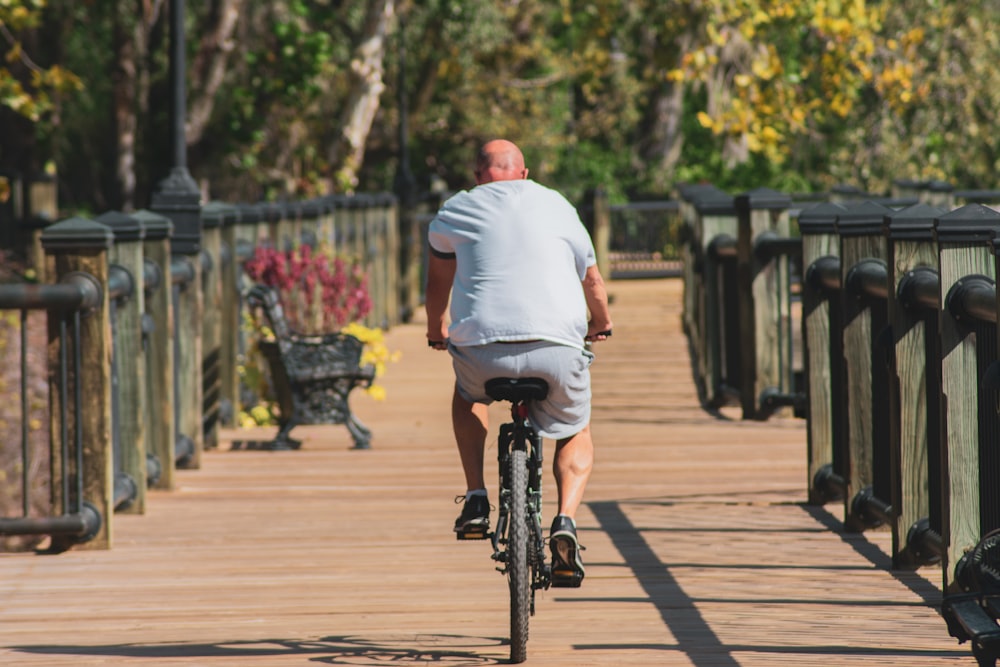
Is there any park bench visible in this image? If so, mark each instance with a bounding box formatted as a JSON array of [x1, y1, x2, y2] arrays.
[[245, 284, 375, 450]]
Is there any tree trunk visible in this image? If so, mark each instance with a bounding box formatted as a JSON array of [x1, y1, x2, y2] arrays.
[[187, 0, 245, 147], [112, 6, 138, 211], [328, 0, 394, 192], [642, 81, 685, 190]]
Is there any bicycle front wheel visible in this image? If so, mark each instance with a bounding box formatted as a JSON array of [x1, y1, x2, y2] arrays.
[[507, 448, 530, 664]]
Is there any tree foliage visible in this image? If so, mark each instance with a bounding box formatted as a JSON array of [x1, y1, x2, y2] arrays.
[[1, 0, 999, 215]]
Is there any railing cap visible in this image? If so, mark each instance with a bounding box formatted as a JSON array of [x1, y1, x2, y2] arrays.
[[935, 203, 1000, 244], [884, 203, 948, 241], [374, 191, 397, 206], [41, 217, 114, 252], [953, 190, 1000, 205], [677, 182, 724, 203], [735, 187, 792, 211], [93, 210, 145, 242], [831, 183, 867, 195], [131, 209, 173, 241], [694, 191, 735, 216], [797, 202, 846, 235], [200, 201, 241, 228], [836, 201, 892, 237], [927, 179, 954, 193], [893, 178, 927, 189]]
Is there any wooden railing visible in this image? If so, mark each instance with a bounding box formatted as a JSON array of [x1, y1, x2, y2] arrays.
[[681, 182, 1000, 662], [0, 193, 410, 551]]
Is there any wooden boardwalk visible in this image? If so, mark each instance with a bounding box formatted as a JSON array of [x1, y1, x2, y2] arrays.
[[0, 279, 974, 666]]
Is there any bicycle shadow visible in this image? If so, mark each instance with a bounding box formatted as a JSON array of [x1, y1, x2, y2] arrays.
[[9, 633, 506, 665]]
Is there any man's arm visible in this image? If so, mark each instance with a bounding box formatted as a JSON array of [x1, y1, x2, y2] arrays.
[[582, 263, 613, 340], [425, 252, 456, 349]]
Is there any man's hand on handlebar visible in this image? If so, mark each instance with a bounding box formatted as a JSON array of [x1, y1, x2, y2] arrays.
[[427, 337, 449, 350], [585, 329, 612, 342]]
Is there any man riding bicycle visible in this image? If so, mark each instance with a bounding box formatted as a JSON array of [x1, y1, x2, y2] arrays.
[[425, 139, 613, 586]]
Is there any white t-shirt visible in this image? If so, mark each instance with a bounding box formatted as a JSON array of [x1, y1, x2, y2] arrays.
[[428, 179, 596, 349]]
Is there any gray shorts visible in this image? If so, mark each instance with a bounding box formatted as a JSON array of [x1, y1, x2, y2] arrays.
[[449, 341, 594, 440]]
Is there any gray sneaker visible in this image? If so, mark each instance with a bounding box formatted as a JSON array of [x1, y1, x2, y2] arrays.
[[549, 514, 585, 587]]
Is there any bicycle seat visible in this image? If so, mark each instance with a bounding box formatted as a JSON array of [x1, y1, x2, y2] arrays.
[[485, 377, 549, 403]]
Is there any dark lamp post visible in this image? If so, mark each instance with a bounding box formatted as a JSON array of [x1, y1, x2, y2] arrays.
[[393, 13, 421, 323], [150, 0, 202, 256]]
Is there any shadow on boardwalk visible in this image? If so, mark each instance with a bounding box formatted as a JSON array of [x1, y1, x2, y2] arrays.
[[0, 279, 973, 666]]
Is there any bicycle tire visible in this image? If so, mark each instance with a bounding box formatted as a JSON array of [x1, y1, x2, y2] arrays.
[[507, 448, 530, 664]]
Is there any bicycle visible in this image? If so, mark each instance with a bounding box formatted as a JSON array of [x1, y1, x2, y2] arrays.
[[457, 376, 552, 664], [442, 332, 610, 663]]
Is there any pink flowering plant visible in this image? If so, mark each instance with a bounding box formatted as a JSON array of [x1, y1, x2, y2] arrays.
[[239, 242, 399, 427], [243, 243, 372, 333]]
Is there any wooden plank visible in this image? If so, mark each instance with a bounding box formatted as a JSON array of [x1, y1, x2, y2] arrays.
[[886, 233, 939, 569], [938, 244, 991, 590], [139, 219, 176, 491], [200, 225, 223, 450], [109, 233, 147, 513], [802, 232, 838, 503], [840, 232, 885, 528], [174, 254, 204, 469]]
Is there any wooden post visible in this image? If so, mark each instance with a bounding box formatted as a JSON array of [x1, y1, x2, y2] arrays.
[[217, 203, 242, 427], [836, 201, 892, 531], [924, 180, 955, 210], [26, 174, 58, 285], [677, 184, 722, 344], [41, 217, 115, 549], [734, 188, 794, 420], [264, 201, 282, 249], [199, 203, 227, 448], [237, 202, 266, 247], [385, 193, 401, 327], [798, 203, 846, 504], [364, 196, 386, 328], [934, 203, 1000, 592], [95, 211, 148, 515], [150, 170, 204, 471], [133, 210, 176, 490], [397, 188, 421, 323], [299, 198, 320, 247], [694, 192, 738, 407], [590, 187, 611, 283], [317, 197, 336, 248], [883, 204, 947, 569]]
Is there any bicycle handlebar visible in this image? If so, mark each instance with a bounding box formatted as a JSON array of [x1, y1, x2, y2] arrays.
[[429, 330, 612, 348]]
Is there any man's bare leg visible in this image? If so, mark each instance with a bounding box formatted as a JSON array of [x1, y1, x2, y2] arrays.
[[452, 387, 489, 492], [553, 424, 595, 519]]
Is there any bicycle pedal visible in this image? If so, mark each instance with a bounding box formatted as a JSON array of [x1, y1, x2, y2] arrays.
[[456, 527, 489, 540], [550, 569, 584, 588]]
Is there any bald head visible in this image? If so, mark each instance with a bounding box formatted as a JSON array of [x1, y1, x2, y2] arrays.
[[475, 139, 529, 185]]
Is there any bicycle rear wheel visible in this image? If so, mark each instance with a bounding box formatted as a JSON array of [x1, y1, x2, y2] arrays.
[[507, 448, 530, 664]]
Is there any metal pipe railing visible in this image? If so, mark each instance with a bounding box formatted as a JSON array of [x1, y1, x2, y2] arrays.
[[897, 266, 941, 312], [946, 275, 996, 324], [754, 230, 802, 264], [0, 271, 104, 545], [845, 258, 889, 301], [707, 233, 737, 260], [805, 256, 842, 293]]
